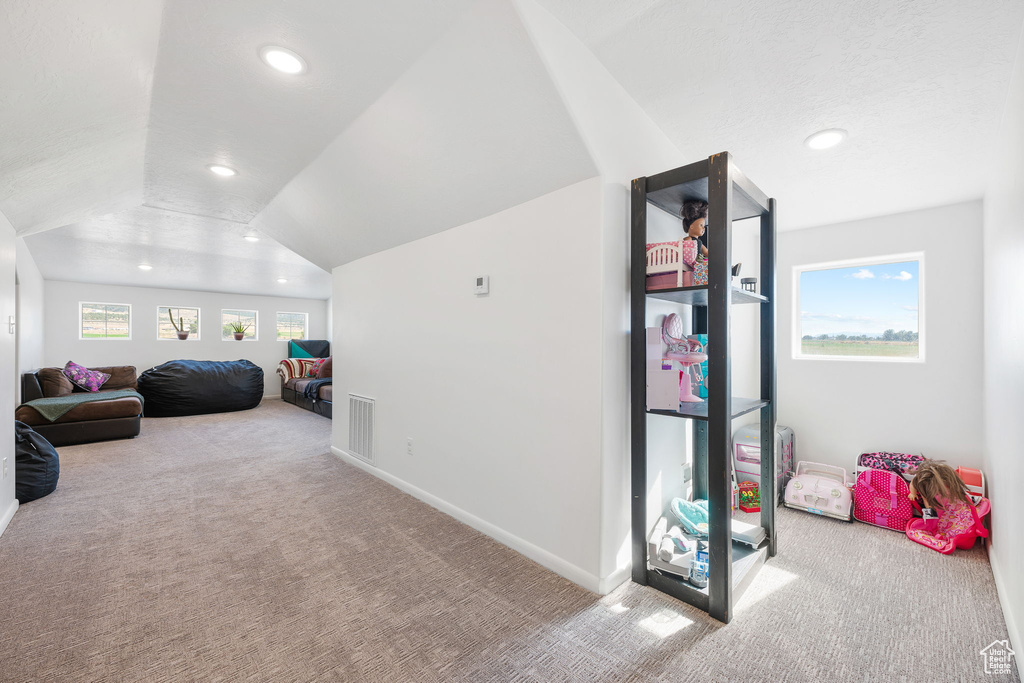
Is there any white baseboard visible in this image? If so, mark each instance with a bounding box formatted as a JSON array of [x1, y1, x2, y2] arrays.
[[331, 446, 622, 594], [0, 499, 19, 538], [598, 564, 631, 594], [989, 551, 1022, 679], [262, 394, 282, 400]]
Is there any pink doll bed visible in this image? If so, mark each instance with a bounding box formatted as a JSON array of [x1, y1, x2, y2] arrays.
[[646, 240, 698, 290]]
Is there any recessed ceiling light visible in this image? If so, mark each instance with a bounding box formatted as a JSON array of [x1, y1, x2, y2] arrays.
[[208, 164, 237, 177], [276, 278, 288, 284], [243, 234, 260, 242], [138, 264, 153, 271], [804, 128, 848, 150], [259, 46, 307, 75]]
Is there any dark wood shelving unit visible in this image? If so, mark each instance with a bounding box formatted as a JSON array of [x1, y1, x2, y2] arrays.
[[630, 152, 777, 624]]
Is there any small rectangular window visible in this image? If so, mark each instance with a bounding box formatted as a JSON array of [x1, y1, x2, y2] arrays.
[[276, 312, 308, 341], [221, 309, 258, 341], [794, 253, 924, 362], [80, 302, 131, 340], [158, 306, 200, 340]]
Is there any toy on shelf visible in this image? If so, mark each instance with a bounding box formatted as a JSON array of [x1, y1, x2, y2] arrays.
[[738, 481, 760, 513], [741, 277, 757, 292], [645, 240, 695, 290], [906, 460, 990, 554], [662, 314, 706, 403], [687, 334, 709, 398], [784, 461, 853, 521], [733, 424, 795, 503]]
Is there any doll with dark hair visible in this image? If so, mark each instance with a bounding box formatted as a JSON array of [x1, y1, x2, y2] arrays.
[[681, 200, 709, 261]]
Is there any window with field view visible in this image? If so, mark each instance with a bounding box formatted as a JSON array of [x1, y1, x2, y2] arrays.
[[80, 302, 131, 339], [158, 306, 200, 340], [796, 254, 923, 361], [276, 312, 308, 341], [221, 309, 257, 340]]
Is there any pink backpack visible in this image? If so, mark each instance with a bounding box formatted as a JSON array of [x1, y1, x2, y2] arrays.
[[853, 469, 915, 531], [906, 497, 990, 554]]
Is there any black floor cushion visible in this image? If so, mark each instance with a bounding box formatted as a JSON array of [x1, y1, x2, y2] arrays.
[[138, 359, 264, 417], [14, 421, 60, 503]]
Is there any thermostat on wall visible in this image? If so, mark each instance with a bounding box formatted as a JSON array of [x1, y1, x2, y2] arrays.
[[474, 275, 489, 295]]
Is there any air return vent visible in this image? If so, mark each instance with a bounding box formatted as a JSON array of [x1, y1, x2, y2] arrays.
[[348, 394, 375, 465]]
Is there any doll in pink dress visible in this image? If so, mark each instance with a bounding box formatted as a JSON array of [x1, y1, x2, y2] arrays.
[[906, 460, 988, 553]]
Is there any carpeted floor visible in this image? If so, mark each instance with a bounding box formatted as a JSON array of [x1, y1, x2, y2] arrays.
[[0, 401, 1016, 682]]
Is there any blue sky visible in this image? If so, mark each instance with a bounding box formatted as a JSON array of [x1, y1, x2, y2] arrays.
[[800, 260, 919, 337]]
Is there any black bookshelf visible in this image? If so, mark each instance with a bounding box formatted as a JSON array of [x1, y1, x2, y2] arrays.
[[630, 152, 777, 623]]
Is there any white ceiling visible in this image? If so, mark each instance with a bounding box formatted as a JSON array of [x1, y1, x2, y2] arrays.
[[24, 206, 331, 299], [0, 0, 162, 235], [540, 0, 1024, 230], [5, 0, 1024, 295]]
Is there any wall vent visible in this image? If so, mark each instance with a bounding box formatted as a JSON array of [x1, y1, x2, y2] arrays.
[[348, 394, 375, 465]]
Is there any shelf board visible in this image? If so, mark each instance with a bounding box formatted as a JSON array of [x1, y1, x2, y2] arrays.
[[647, 539, 768, 608], [645, 165, 769, 222], [648, 397, 768, 421], [646, 285, 767, 306]]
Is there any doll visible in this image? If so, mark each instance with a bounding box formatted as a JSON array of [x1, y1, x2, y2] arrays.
[[907, 460, 975, 541], [681, 200, 709, 263]]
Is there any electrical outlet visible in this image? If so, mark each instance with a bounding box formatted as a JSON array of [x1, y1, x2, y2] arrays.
[[407, 438, 414, 456]]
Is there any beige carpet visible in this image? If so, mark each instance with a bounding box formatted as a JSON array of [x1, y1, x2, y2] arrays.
[[0, 401, 1016, 682]]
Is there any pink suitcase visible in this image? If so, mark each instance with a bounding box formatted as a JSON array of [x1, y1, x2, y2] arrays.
[[853, 468, 915, 532], [783, 461, 853, 522]]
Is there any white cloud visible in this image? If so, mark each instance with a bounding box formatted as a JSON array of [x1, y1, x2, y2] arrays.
[[902, 305, 918, 311], [851, 269, 874, 279], [882, 271, 914, 281]]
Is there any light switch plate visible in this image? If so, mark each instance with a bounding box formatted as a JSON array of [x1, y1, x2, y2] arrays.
[[474, 275, 489, 295]]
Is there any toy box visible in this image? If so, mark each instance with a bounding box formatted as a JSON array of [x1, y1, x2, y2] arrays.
[[733, 424, 794, 505], [738, 481, 760, 513], [784, 461, 853, 521]]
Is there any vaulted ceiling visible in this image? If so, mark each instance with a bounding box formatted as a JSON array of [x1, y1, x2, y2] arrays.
[[2, 0, 1022, 297]]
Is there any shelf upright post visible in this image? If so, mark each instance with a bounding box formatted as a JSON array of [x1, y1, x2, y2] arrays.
[[706, 153, 734, 623], [630, 176, 649, 585], [760, 198, 778, 557]]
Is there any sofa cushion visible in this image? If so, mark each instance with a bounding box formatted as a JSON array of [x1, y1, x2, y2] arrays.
[[319, 384, 332, 402], [317, 356, 333, 379], [91, 366, 138, 391], [37, 368, 74, 397], [15, 397, 143, 426], [286, 378, 314, 393], [63, 361, 110, 392]]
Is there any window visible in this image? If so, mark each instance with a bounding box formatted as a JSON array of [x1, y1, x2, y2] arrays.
[[276, 312, 308, 341], [794, 252, 923, 362], [158, 306, 200, 340], [221, 309, 258, 341], [80, 302, 131, 339]]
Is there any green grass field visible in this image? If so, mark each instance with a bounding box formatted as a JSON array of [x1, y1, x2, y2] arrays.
[[801, 340, 918, 358]]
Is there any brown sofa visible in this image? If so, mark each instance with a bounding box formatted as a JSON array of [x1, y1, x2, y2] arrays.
[[17, 366, 143, 446]]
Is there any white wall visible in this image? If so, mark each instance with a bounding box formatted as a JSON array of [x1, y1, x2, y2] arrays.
[[0, 211, 18, 536], [15, 238, 44, 403], [43, 281, 328, 396], [778, 201, 984, 470], [983, 27, 1024, 667], [333, 178, 606, 587]]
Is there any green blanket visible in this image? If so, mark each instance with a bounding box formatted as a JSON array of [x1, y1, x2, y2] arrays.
[[21, 390, 144, 423]]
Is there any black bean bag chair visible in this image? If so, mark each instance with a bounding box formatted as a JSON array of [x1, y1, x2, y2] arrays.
[[15, 421, 60, 503], [138, 359, 264, 417]]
